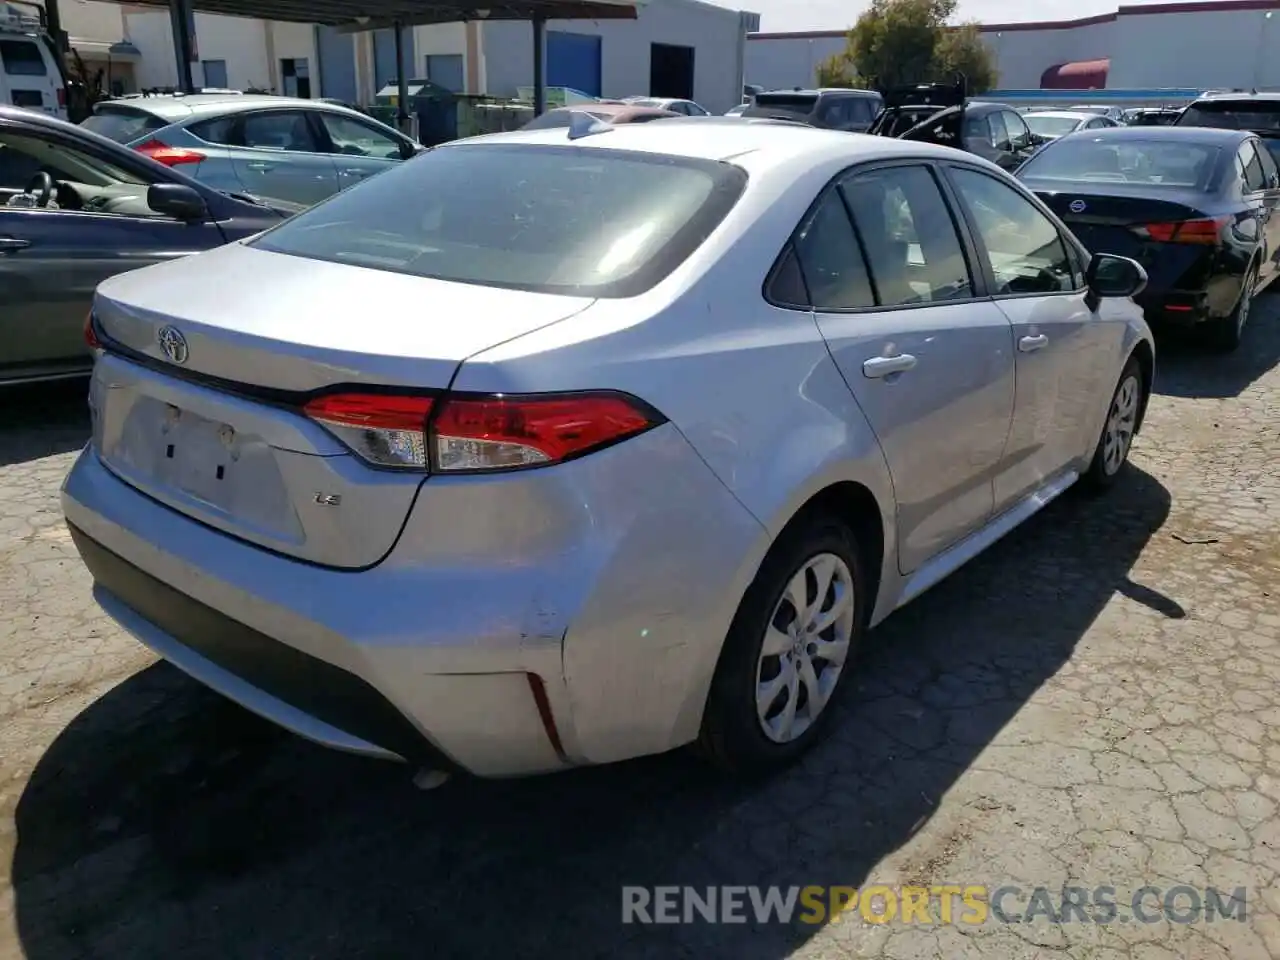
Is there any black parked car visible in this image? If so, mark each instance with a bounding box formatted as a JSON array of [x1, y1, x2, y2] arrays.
[[866, 79, 1040, 171], [740, 88, 884, 132], [1018, 125, 1279, 351], [0, 105, 298, 386]]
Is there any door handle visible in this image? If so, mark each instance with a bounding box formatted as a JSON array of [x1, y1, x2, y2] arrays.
[[0, 236, 30, 253], [1019, 334, 1049, 352], [341, 168, 368, 177], [862, 353, 918, 378], [245, 161, 275, 171]]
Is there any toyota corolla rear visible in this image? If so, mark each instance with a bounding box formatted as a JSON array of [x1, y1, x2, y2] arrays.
[[1018, 132, 1253, 325], [62, 134, 762, 777]]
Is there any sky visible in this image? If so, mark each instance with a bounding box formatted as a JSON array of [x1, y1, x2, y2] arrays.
[[729, 0, 1233, 32]]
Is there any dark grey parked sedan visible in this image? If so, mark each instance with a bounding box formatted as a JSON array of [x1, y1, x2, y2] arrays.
[[0, 106, 297, 386]]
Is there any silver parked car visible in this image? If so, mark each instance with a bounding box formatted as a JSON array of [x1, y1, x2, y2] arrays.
[[64, 121, 1154, 779], [81, 94, 422, 206], [1023, 109, 1118, 143]]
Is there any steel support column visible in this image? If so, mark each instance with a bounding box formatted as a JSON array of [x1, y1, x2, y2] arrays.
[[168, 0, 197, 94], [394, 20, 410, 131], [531, 14, 545, 116]]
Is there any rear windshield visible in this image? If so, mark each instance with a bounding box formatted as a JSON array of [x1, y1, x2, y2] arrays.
[[1179, 100, 1280, 131], [744, 93, 818, 119], [1018, 138, 1220, 189], [0, 39, 46, 77], [82, 106, 167, 143], [1024, 115, 1083, 138], [251, 143, 748, 298]]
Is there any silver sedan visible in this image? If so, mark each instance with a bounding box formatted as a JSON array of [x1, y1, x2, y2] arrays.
[[63, 120, 1154, 779]]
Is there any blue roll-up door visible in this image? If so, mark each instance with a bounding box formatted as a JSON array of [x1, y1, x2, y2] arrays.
[[315, 26, 357, 104], [425, 53, 465, 92], [373, 28, 415, 89], [547, 31, 602, 98]]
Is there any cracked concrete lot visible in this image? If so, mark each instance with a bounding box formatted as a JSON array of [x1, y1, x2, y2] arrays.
[[1, 301, 1278, 960]]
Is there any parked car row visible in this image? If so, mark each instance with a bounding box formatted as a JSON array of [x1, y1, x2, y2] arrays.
[[63, 117, 1156, 781]]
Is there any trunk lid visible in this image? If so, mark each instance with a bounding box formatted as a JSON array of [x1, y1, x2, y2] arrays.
[[1029, 183, 1221, 290], [91, 242, 594, 569]]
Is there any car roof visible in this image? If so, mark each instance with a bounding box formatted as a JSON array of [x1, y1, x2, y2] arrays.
[[95, 93, 349, 122], [1025, 110, 1097, 120], [545, 103, 680, 121], [758, 88, 879, 98], [1059, 125, 1249, 145], [445, 117, 984, 173], [1192, 90, 1280, 103]]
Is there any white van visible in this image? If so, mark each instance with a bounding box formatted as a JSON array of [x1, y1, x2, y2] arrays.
[[0, 6, 66, 120]]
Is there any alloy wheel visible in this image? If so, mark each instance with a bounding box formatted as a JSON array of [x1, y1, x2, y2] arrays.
[[1102, 373, 1140, 476]]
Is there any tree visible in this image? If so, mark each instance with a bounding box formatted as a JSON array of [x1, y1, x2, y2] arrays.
[[817, 0, 997, 93], [815, 51, 861, 89], [934, 23, 997, 93]]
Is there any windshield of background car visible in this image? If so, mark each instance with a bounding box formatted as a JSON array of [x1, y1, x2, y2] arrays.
[[743, 93, 818, 120], [1018, 138, 1220, 189], [1179, 99, 1280, 131], [250, 143, 749, 298], [81, 106, 168, 144], [1024, 115, 1083, 138]]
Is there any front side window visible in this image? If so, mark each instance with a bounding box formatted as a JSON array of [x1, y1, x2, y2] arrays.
[[1239, 142, 1267, 192], [987, 111, 1011, 151], [316, 112, 403, 160], [841, 165, 972, 305], [1254, 138, 1279, 186], [949, 166, 1075, 296], [240, 111, 321, 153], [251, 143, 747, 298], [1003, 111, 1032, 148]]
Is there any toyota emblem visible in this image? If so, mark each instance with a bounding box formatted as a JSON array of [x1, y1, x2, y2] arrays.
[[157, 325, 189, 365], [1069, 200, 1087, 214]]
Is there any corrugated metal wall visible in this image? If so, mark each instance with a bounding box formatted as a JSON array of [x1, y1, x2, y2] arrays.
[[315, 26, 357, 103]]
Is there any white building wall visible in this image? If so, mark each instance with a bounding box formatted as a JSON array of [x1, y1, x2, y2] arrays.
[[1107, 7, 1280, 88], [482, 0, 747, 114], [981, 20, 1112, 89], [744, 33, 843, 91]]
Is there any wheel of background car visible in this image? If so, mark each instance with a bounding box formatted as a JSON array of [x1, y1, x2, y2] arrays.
[[696, 511, 867, 773], [24, 171, 52, 207], [1207, 261, 1258, 353]]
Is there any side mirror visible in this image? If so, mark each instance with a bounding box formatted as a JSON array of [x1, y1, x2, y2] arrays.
[[148, 182, 207, 221], [400, 140, 427, 160], [1085, 252, 1147, 310]]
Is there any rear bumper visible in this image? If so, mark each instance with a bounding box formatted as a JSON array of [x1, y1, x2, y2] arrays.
[[61, 424, 765, 777], [1136, 289, 1211, 327]]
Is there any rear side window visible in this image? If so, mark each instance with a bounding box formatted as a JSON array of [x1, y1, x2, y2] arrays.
[[189, 115, 240, 144], [0, 39, 46, 76], [251, 143, 748, 298], [1239, 142, 1267, 192], [82, 106, 166, 144], [842, 165, 972, 305], [790, 191, 874, 310]]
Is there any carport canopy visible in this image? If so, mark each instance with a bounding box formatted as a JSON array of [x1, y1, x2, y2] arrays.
[[72, 0, 641, 116]]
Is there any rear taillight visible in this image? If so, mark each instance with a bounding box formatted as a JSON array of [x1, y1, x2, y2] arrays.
[[1138, 216, 1230, 245], [134, 138, 206, 167], [84, 312, 101, 350], [56, 88, 65, 108], [303, 393, 433, 469], [303, 391, 661, 472]]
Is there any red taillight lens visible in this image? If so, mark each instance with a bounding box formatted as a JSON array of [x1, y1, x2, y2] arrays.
[[56, 88, 65, 108], [303, 393, 434, 469], [1141, 216, 1229, 244], [134, 138, 206, 167], [432, 394, 658, 471], [84, 312, 101, 350], [302, 391, 661, 472]]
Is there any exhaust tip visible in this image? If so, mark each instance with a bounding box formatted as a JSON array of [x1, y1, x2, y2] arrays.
[[413, 768, 451, 791]]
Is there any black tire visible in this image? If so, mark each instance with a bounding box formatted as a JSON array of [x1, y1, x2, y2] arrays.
[[1079, 356, 1145, 495], [697, 512, 868, 775], [1205, 263, 1257, 353]]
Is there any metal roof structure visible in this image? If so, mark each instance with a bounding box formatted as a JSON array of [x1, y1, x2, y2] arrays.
[[103, 0, 640, 33]]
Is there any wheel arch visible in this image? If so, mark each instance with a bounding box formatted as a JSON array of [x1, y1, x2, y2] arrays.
[[1128, 337, 1155, 434]]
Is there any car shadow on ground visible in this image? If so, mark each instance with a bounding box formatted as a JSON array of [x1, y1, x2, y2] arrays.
[[12, 468, 1175, 960], [0, 381, 90, 468], [1152, 290, 1280, 399]]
